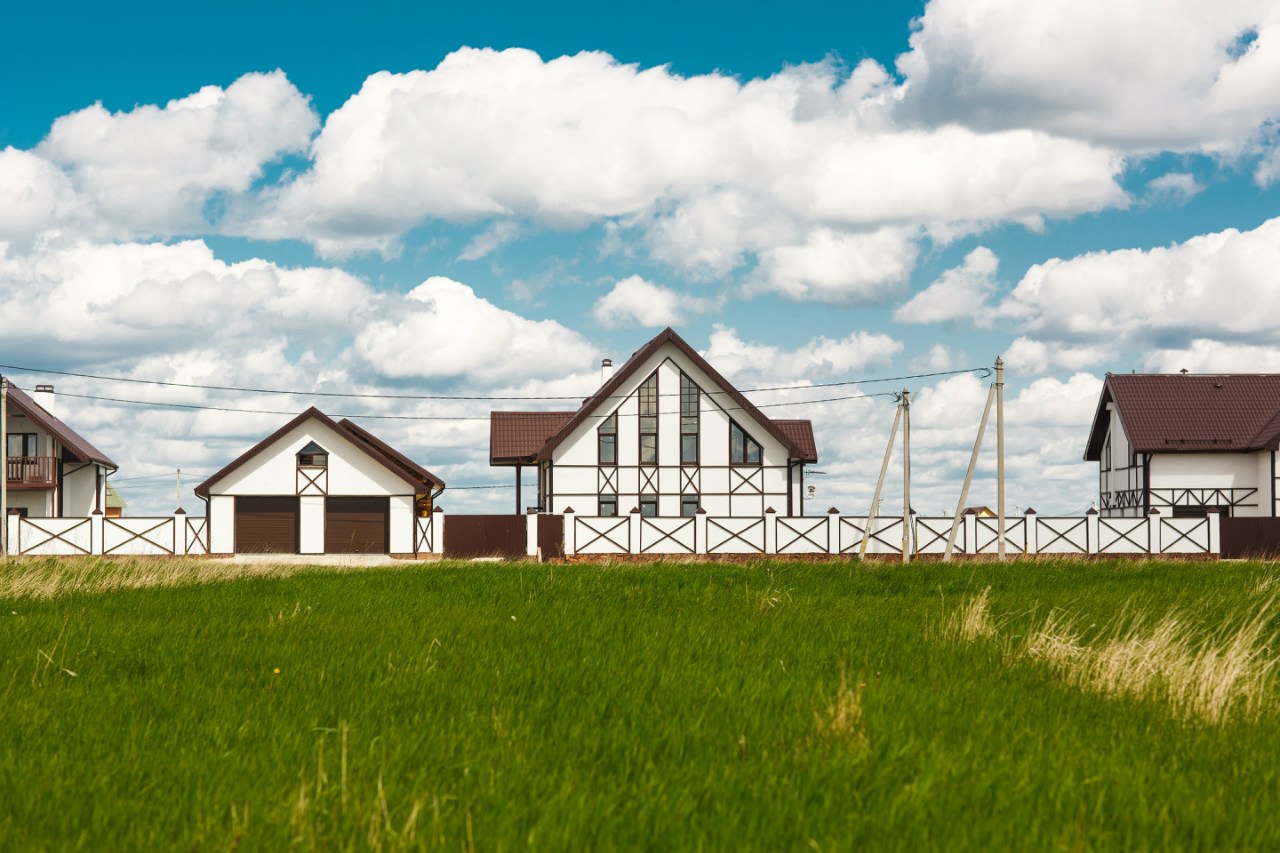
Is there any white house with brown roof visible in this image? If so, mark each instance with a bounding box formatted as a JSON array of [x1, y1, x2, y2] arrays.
[[195, 408, 444, 554], [4, 382, 117, 518], [490, 328, 818, 517], [1085, 373, 1280, 518]]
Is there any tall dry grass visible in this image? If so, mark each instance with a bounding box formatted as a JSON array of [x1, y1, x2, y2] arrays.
[[941, 589, 1279, 725], [939, 586, 998, 643], [0, 556, 385, 600], [814, 668, 869, 752]]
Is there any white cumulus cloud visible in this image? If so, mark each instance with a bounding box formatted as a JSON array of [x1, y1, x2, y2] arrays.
[[591, 275, 716, 328], [894, 246, 999, 324]]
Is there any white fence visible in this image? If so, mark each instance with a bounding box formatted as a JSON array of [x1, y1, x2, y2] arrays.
[[6, 508, 1220, 559], [562, 510, 1220, 558]]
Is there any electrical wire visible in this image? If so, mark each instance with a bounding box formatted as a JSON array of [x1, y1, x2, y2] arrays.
[[0, 361, 990, 402], [25, 386, 902, 421]]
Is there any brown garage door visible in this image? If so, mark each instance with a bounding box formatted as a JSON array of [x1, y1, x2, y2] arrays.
[[325, 497, 389, 554], [235, 496, 298, 553]]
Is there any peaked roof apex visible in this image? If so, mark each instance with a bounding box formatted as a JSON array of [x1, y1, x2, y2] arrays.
[[534, 326, 807, 461]]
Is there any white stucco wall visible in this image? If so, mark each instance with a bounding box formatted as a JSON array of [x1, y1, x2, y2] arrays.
[[212, 422, 414, 498], [299, 496, 325, 554], [545, 344, 802, 516], [209, 495, 235, 554]]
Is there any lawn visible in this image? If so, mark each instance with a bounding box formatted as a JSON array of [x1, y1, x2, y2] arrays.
[[1, 556, 1279, 851]]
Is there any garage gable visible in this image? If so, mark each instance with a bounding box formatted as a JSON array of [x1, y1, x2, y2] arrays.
[[195, 408, 429, 498]]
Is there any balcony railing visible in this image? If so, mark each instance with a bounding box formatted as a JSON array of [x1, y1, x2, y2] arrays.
[[5, 456, 57, 488]]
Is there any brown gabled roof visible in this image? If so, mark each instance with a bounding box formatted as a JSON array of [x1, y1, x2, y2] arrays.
[[1085, 373, 1280, 461], [529, 327, 809, 463], [336, 418, 444, 491], [774, 420, 818, 464], [195, 407, 439, 497], [490, 411, 574, 465], [4, 383, 117, 468]]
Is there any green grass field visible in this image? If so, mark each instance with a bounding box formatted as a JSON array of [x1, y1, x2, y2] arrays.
[[2, 556, 1280, 851]]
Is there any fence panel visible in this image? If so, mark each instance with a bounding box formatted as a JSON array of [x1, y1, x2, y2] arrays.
[[637, 517, 696, 554], [185, 517, 209, 555], [414, 515, 435, 554], [706, 516, 766, 554], [104, 517, 176, 556], [1160, 517, 1211, 555], [915, 517, 966, 555], [443, 515, 526, 559], [972, 516, 1027, 555], [17, 517, 92, 556], [775, 516, 830, 555], [574, 516, 631, 555], [838, 516, 905, 555], [1034, 517, 1089, 554], [1098, 517, 1151, 555]]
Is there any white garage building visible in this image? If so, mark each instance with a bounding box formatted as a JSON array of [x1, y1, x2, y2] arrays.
[[195, 408, 444, 554]]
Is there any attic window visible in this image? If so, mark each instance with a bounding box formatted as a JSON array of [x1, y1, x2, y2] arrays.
[[297, 441, 328, 467]]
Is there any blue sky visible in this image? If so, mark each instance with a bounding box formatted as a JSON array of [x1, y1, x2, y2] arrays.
[[2, 0, 1278, 515]]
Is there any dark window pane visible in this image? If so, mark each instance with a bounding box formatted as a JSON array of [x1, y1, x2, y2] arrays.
[[640, 435, 657, 464], [640, 496, 658, 517], [681, 496, 698, 517], [730, 424, 744, 463], [681, 434, 697, 464], [599, 434, 616, 464], [599, 495, 617, 517], [640, 416, 657, 434], [746, 438, 761, 465]]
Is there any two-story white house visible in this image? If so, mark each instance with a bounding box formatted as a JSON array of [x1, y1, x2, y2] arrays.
[[1085, 373, 1280, 518], [490, 328, 818, 517], [4, 382, 116, 518]]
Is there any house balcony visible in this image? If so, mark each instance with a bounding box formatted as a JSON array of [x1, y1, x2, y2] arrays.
[[5, 456, 57, 489]]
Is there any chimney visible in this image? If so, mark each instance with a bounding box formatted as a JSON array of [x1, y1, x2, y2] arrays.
[[601, 358, 614, 385], [33, 384, 55, 416]]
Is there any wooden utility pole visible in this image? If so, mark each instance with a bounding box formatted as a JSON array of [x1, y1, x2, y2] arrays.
[[996, 357, 1006, 560], [944, 383, 996, 561], [1, 375, 7, 556], [901, 388, 912, 564], [860, 397, 902, 559]]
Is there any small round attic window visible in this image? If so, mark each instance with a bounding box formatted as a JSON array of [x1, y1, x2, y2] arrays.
[[297, 441, 328, 467]]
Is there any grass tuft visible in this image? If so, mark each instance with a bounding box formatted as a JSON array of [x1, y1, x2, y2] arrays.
[[940, 585, 998, 643], [814, 668, 869, 752]]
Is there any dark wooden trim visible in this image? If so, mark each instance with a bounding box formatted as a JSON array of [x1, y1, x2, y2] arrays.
[[533, 328, 806, 462]]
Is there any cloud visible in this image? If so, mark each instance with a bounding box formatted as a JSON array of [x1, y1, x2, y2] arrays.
[[33, 71, 317, 239], [894, 246, 999, 324], [999, 217, 1280, 351], [591, 275, 716, 328], [242, 48, 1126, 282], [1145, 172, 1205, 204], [353, 276, 598, 383], [0, 148, 79, 243], [1144, 339, 1280, 373], [701, 324, 903, 387], [0, 238, 369, 362], [1003, 338, 1118, 376], [459, 220, 521, 261], [895, 0, 1280, 152], [749, 227, 920, 303]]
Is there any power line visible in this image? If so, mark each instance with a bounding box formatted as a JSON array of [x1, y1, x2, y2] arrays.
[[0, 362, 989, 402], [24, 386, 902, 421]]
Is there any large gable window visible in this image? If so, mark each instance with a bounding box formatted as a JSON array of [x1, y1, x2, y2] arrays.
[[297, 441, 328, 467], [729, 420, 762, 466], [638, 372, 658, 465], [598, 413, 618, 465], [680, 372, 699, 465]]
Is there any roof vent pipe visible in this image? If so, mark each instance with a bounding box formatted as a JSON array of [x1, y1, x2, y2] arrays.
[[33, 384, 55, 417], [601, 358, 614, 385]]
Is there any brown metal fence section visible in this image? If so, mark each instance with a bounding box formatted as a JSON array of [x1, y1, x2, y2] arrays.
[[444, 515, 528, 559], [1220, 518, 1280, 559], [537, 514, 565, 559]]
